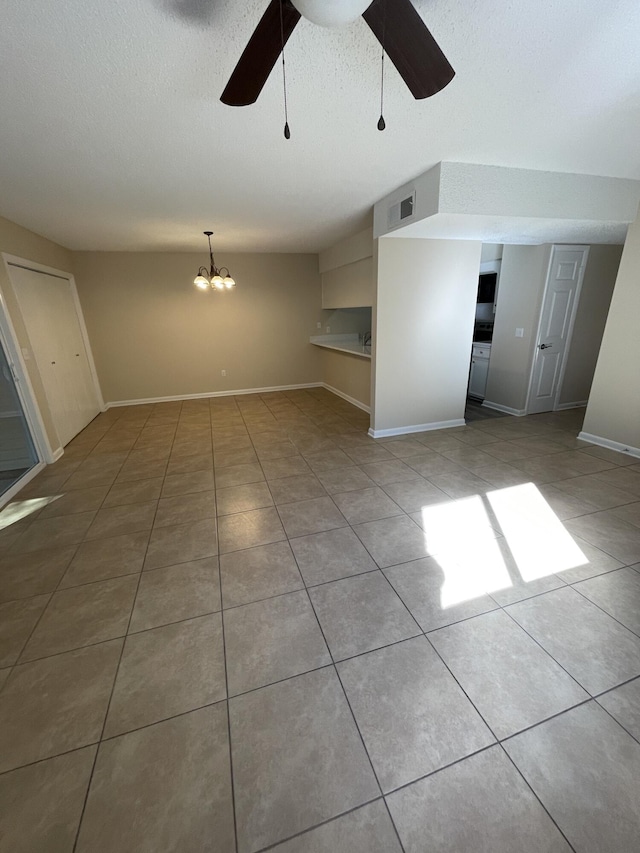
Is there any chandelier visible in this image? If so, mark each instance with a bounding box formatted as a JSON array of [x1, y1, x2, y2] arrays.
[[193, 231, 236, 291]]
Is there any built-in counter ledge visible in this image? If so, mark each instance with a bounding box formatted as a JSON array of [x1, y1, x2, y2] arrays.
[[310, 334, 372, 359]]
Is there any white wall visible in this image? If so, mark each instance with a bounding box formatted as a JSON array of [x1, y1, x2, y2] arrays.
[[321, 257, 373, 308], [581, 216, 640, 452], [371, 236, 482, 434], [484, 244, 551, 414], [319, 227, 373, 309], [558, 244, 622, 406], [481, 243, 503, 263], [319, 228, 373, 273]]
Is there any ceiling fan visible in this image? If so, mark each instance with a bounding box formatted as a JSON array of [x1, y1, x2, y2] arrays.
[[220, 0, 455, 107]]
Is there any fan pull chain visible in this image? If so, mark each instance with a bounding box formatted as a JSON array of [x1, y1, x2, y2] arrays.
[[377, 0, 387, 131], [378, 49, 386, 131], [279, 0, 291, 139]]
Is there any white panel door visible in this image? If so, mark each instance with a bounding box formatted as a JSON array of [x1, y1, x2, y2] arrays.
[[527, 246, 588, 414], [10, 266, 99, 446]]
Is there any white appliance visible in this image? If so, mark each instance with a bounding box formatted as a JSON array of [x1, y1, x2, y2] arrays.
[[468, 343, 491, 400]]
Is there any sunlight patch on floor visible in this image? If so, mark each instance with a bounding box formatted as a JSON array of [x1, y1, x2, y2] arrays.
[[0, 496, 61, 529], [487, 482, 587, 581], [420, 483, 588, 609], [421, 496, 512, 607]]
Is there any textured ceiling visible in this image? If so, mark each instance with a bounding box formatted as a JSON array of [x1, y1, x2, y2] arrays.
[[1, 0, 639, 252]]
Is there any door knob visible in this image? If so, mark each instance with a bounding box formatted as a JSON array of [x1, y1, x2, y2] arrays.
[[539, 343, 552, 350]]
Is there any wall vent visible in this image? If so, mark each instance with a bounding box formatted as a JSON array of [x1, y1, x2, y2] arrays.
[[388, 191, 416, 229]]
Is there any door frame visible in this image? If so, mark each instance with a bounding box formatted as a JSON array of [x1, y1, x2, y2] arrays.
[[1, 253, 105, 462], [525, 244, 589, 415]]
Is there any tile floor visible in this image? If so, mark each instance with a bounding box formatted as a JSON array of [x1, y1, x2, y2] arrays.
[[1, 389, 640, 852]]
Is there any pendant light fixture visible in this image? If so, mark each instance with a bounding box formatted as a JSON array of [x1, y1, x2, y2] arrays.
[[193, 231, 236, 291]]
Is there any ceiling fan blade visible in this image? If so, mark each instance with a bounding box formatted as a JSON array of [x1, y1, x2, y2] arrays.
[[221, 0, 301, 106], [362, 0, 455, 99]]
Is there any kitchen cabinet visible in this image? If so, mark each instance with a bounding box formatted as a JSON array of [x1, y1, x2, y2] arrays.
[[468, 343, 491, 400], [321, 257, 373, 308]]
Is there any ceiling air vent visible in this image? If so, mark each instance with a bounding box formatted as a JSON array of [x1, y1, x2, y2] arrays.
[[388, 191, 416, 229]]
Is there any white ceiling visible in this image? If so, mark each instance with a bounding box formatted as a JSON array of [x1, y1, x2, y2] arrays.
[[1, 0, 640, 253]]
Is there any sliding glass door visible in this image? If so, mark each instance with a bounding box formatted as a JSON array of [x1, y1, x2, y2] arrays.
[[0, 338, 37, 497]]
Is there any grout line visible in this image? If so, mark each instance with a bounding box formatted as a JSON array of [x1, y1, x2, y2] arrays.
[[70, 401, 173, 853], [594, 694, 640, 748], [285, 524, 394, 837], [499, 603, 594, 694], [498, 743, 578, 853], [212, 413, 240, 853], [250, 796, 386, 853], [568, 576, 640, 641]]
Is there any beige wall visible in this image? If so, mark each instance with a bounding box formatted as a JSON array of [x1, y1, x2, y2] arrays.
[[582, 216, 640, 450], [485, 244, 551, 413], [320, 349, 371, 409], [372, 236, 482, 433], [0, 216, 75, 452], [558, 244, 622, 406], [73, 252, 322, 403]]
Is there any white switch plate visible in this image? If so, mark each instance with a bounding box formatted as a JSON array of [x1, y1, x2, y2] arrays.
[[325, 326, 331, 333], [515, 328, 524, 338], [221, 369, 226, 376], [316, 322, 321, 329]]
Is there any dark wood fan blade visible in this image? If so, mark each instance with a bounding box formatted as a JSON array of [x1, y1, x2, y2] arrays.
[[221, 0, 301, 106], [362, 0, 455, 99]]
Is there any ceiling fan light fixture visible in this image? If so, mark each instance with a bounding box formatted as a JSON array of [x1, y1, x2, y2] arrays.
[[291, 0, 371, 27]]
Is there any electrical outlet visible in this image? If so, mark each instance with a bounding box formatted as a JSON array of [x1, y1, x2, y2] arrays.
[[515, 328, 524, 338], [325, 326, 331, 333], [221, 369, 227, 377]]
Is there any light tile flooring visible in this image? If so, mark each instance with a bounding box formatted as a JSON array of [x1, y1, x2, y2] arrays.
[[1, 389, 640, 852]]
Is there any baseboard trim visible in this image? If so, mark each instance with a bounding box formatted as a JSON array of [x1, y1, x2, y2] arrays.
[[105, 383, 325, 408], [481, 400, 526, 417], [320, 383, 370, 414], [0, 462, 46, 510], [577, 432, 640, 459], [555, 400, 588, 411], [368, 418, 465, 439], [51, 447, 64, 462]]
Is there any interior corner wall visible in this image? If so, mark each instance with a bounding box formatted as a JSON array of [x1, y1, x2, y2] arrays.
[[0, 216, 76, 450], [72, 252, 322, 404], [484, 244, 551, 413], [582, 216, 640, 450], [558, 244, 623, 407], [372, 236, 482, 433]]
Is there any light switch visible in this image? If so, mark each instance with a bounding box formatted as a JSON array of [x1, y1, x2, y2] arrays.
[[515, 328, 524, 338]]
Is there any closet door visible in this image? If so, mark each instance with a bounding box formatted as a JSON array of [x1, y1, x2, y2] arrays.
[[9, 265, 100, 447]]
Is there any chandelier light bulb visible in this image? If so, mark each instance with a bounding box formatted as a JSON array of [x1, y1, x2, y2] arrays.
[[211, 274, 224, 290], [194, 274, 210, 289], [223, 275, 235, 289]]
